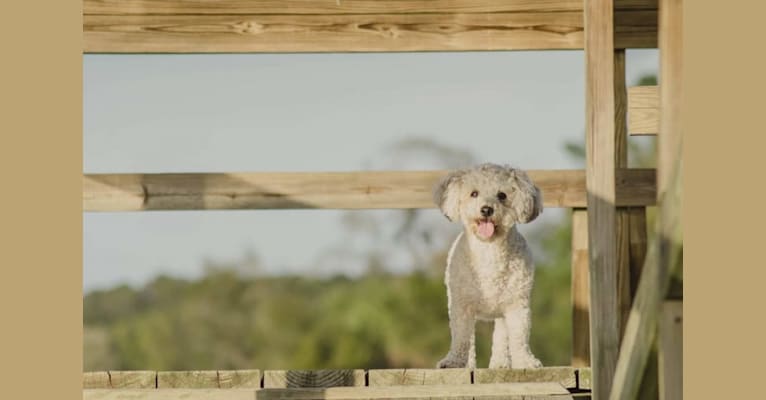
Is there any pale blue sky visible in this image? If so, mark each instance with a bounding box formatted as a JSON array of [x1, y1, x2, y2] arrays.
[[84, 50, 658, 292]]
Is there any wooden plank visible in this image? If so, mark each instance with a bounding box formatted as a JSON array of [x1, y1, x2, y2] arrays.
[[83, 10, 656, 53], [83, 169, 656, 212], [614, 49, 632, 339], [628, 86, 659, 109], [263, 370, 365, 388], [255, 382, 572, 400], [629, 108, 660, 135], [474, 367, 577, 389], [83, 0, 658, 15], [219, 370, 263, 389], [368, 368, 470, 386], [577, 368, 591, 390], [571, 209, 590, 368], [627, 86, 659, 135], [84, 389, 255, 400], [658, 301, 682, 400], [584, 0, 620, 398], [658, 0, 682, 196], [108, 371, 157, 389], [157, 370, 218, 388], [83, 371, 111, 389], [609, 157, 682, 400], [628, 208, 648, 300]]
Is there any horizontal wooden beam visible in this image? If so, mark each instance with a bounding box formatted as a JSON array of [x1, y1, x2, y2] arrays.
[[84, 0, 657, 15], [84, 383, 572, 399], [83, 1, 657, 53], [628, 86, 659, 135], [83, 169, 657, 212]]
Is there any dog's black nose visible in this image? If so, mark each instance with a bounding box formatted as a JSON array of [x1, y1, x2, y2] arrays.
[[480, 206, 494, 217]]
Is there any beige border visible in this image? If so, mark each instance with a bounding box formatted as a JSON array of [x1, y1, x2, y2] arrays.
[[1, 0, 82, 399], [685, 1, 766, 398]]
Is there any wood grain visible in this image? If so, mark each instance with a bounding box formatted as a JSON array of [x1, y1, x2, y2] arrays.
[[83, 0, 657, 15], [108, 371, 157, 389], [367, 368, 470, 386], [84, 389, 255, 400], [218, 370, 262, 388], [628, 86, 659, 135], [83, 169, 656, 212], [473, 367, 577, 389], [263, 370, 365, 388], [570, 209, 590, 368], [83, 10, 656, 53], [584, 0, 620, 398], [157, 370, 219, 388], [83, 372, 111, 389], [609, 157, 682, 400], [255, 382, 572, 399], [658, 300, 682, 400]]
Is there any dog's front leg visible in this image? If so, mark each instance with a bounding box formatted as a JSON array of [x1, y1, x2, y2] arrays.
[[437, 307, 475, 368], [488, 318, 512, 368], [504, 305, 542, 369]]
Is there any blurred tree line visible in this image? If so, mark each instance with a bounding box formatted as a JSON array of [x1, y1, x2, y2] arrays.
[[84, 75, 656, 371]]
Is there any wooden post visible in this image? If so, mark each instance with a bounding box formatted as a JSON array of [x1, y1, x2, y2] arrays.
[[658, 301, 682, 400], [658, 0, 683, 398], [584, 0, 620, 398], [571, 209, 590, 367], [614, 50, 633, 339]]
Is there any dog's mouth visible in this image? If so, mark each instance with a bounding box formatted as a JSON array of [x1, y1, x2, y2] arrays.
[[475, 218, 496, 240]]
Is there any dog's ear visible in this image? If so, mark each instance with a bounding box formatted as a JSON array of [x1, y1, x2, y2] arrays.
[[433, 169, 467, 222], [509, 168, 543, 224]]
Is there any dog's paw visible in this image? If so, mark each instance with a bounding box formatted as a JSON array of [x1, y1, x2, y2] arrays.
[[437, 355, 468, 369], [512, 355, 543, 369]]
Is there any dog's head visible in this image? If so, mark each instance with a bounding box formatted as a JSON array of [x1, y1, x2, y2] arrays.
[[432, 163, 543, 241]]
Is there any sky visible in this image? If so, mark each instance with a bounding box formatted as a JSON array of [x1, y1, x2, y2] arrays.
[[84, 50, 658, 292]]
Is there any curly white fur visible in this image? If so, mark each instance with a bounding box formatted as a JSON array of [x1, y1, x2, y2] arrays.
[[433, 163, 543, 369]]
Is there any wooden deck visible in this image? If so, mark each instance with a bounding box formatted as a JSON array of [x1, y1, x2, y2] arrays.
[[84, 367, 591, 399]]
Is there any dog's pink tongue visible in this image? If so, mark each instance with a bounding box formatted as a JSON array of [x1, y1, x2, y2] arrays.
[[478, 221, 495, 239]]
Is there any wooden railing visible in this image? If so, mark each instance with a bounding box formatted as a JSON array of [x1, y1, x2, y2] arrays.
[[83, 0, 658, 53]]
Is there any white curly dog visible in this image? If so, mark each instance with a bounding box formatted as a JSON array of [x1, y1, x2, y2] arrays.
[[433, 163, 543, 369]]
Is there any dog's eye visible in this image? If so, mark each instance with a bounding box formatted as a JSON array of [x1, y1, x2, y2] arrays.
[[470, 190, 479, 198], [497, 192, 507, 201]]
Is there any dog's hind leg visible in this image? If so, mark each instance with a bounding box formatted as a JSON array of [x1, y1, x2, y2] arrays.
[[488, 318, 512, 368]]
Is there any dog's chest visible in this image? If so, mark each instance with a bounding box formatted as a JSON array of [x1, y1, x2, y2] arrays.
[[470, 250, 528, 305]]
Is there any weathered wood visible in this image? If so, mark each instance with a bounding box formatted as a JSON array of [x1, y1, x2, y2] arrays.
[[108, 371, 157, 389], [614, 50, 633, 339], [584, 0, 620, 398], [658, 0, 682, 196], [263, 370, 365, 388], [628, 86, 660, 135], [83, 372, 111, 389], [609, 157, 682, 400], [368, 368, 470, 386], [658, 300, 682, 400], [628, 207, 648, 300], [219, 370, 263, 389], [83, 169, 656, 212], [474, 367, 577, 389], [157, 371, 218, 388], [571, 209, 590, 368], [84, 389, 255, 400], [255, 382, 572, 399], [577, 368, 591, 390], [83, 0, 658, 15], [83, 10, 656, 53]]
